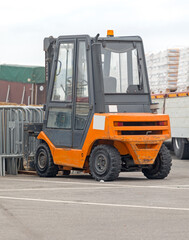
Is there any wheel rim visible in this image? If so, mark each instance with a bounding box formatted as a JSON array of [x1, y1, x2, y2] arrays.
[[94, 153, 108, 175], [38, 150, 47, 170]]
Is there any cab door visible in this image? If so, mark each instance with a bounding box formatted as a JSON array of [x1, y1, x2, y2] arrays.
[[43, 38, 76, 147], [73, 39, 93, 148]]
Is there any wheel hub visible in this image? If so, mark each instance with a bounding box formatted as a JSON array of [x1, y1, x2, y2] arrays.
[[38, 152, 47, 169], [95, 154, 108, 174]]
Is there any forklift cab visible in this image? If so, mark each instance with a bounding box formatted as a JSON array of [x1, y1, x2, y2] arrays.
[[43, 33, 151, 149]]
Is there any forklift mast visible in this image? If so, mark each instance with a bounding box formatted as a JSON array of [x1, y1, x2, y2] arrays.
[[44, 36, 56, 92]]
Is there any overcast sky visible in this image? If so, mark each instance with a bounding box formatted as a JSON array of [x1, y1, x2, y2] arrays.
[[1, 0, 189, 66]]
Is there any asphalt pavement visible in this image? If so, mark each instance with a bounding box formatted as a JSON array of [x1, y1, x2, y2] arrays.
[[0, 154, 189, 240]]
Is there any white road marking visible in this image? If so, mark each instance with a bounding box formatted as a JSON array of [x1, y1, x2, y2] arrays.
[[0, 195, 189, 212], [1, 177, 111, 186], [0, 186, 126, 192], [0, 185, 189, 192], [2, 177, 121, 186], [1, 177, 189, 190]]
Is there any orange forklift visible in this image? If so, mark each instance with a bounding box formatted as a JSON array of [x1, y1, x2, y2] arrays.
[[33, 30, 172, 181]]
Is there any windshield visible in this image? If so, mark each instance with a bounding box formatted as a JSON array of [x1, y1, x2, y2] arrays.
[[101, 41, 145, 94]]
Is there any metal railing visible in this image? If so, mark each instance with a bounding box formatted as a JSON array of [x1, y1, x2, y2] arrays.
[[0, 106, 43, 176]]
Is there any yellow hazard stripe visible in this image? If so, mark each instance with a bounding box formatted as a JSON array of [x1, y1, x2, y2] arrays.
[[151, 92, 189, 98]]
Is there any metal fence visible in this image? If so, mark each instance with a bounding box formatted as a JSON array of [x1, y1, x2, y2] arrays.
[[0, 106, 43, 176]]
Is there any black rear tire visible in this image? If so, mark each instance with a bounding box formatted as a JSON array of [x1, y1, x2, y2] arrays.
[[142, 144, 172, 179], [172, 138, 189, 159], [35, 143, 59, 177], [89, 145, 121, 181]]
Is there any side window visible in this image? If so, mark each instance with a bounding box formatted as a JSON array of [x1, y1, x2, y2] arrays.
[[47, 42, 74, 129], [52, 43, 74, 102], [109, 52, 128, 92], [75, 41, 90, 130], [47, 108, 72, 129], [132, 49, 139, 85]]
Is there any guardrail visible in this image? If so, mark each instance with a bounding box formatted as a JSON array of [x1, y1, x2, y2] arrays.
[[0, 106, 43, 176]]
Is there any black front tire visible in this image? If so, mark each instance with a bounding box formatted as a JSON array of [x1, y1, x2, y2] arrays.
[[172, 138, 189, 159], [142, 144, 172, 179], [35, 143, 59, 177], [89, 145, 121, 181]]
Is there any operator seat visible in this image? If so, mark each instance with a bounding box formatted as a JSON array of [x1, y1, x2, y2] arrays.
[[104, 77, 117, 93]]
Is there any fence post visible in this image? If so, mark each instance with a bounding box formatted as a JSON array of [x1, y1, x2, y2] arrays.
[[0, 105, 43, 176], [0, 156, 5, 176]]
